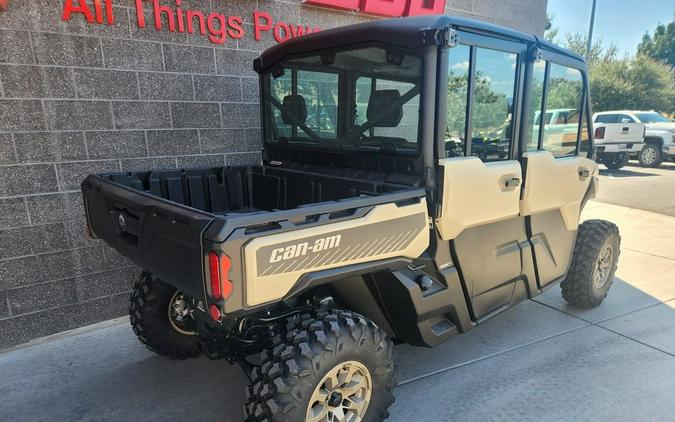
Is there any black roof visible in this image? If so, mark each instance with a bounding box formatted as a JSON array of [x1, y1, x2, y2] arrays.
[[254, 15, 585, 74]]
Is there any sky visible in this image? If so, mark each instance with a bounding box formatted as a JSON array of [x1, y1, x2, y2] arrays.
[[547, 0, 675, 56]]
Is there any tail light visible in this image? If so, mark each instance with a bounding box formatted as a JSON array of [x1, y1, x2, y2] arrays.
[[207, 252, 233, 300], [594, 126, 605, 139]]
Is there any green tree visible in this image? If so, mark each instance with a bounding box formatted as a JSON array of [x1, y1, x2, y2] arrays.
[[544, 13, 559, 42], [563, 33, 619, 67], [591, 57, 675, 113], [559, 32, 675, 114], [637, 17, 675, 67]]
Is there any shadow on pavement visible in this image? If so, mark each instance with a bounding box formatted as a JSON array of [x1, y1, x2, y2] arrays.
[[1, 276, 674, 421], [599, 168, 657, 177]]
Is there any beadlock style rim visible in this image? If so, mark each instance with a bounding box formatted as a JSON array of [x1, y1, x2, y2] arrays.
[[168, 291, 196, 336], [306, 360, 373, 422], [593, 243, 614, 289]]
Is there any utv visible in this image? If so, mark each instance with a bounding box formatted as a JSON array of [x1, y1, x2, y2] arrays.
[[81, 15, 620, 422]]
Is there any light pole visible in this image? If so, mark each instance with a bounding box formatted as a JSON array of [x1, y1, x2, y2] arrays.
[[586, 0, 598, 58]]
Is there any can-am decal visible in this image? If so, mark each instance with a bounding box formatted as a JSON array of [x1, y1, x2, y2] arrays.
[[269, 235, 342, 263]]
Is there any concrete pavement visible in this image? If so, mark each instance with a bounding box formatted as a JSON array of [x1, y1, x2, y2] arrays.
[[1, 200, 674, 421]]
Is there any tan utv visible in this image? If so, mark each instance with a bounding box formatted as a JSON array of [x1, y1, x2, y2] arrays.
[[81, 15, 620, 422]]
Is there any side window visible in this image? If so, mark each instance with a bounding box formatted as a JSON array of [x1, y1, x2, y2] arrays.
[[471, 48, 517, 161], [594, 114, 617, 124], [527, 61, 546, 151], [579, 105, 591, 154], [542, 64, 583, 157], [446, 44, 470, 157]]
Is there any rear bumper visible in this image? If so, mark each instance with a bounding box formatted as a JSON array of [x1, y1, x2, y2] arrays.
[[596, 142, 644, 153]]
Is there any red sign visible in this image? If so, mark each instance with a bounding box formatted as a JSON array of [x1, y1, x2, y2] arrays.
[[61, 0, 321, 45], [0, 0, 8, 11], [303, 0, 446, 17]]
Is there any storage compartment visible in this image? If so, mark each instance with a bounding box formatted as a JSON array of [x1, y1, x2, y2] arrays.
[[101, 164, 420, 215]]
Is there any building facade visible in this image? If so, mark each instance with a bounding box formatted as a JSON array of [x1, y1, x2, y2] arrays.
[[0, 0, 547, 348]]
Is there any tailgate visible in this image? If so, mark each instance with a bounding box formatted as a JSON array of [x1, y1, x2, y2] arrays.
[[82, 175, 215, 301], [598, 123, 645, 143]]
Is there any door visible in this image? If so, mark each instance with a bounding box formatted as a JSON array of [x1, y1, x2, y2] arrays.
[[437, 41, 532, 320], [520, 59, 597, 287]]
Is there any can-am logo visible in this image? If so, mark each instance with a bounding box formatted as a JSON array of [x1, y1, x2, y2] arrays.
[[303, 0, 446, 17], [269, 235, 342, 263]]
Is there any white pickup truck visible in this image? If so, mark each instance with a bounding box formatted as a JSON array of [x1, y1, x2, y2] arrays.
[[595, 110, 675, 168], [593, 111, 646, 170]]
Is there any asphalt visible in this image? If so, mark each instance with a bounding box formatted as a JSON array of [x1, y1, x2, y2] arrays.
[[1, 201, 674, 421], [597, 160, 675, 216]]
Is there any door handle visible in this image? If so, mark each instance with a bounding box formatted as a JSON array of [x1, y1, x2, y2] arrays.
[[504, 177, 520, 189], [622, 127, 629, 132], [578, 167, 590, 179]]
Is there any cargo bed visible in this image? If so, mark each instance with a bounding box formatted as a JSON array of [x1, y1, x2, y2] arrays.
[[81, 164, 425, 304]]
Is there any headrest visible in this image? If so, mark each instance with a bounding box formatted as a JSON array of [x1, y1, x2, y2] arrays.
[[367, 90, 403, 127], [281, 94, 307, 125]]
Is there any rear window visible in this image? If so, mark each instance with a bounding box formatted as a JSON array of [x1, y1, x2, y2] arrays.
[[262, 45, 422, 156]]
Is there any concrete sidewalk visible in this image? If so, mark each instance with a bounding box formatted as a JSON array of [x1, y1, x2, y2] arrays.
[[1, 201, 674, 421]]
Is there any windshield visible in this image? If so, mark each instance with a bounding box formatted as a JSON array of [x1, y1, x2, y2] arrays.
[[635, 112, 669, 123], [262, 45, 422, 156]]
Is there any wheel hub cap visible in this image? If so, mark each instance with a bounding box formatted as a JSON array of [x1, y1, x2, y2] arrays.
[[306, 360, 373, 422], [593, 244, 614, 289], [641, 148, 656, 164]]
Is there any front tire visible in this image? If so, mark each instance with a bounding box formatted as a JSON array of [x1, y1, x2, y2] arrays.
[[129, 272, 201, 359], [638, 144, 663, 167], [244, 310, 396, 422], [561, 220, 620, 308]]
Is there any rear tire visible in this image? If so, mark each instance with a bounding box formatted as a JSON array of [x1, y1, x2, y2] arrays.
[[244, 310, 396, 422], [603, 153, 629, 170], [129, 272, 201, 359], [561, 220, 620, 308], [638, 144, 663, 167]]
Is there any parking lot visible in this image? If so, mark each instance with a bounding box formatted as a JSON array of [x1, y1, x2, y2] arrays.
[[597, 161, 675, 216], [1, 161, 674, 421]]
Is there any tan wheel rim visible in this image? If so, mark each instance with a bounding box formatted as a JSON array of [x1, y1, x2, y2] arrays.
[[306, 360, 373, 422], [593, 243, 614, 289], [168, 291, 196, 336]]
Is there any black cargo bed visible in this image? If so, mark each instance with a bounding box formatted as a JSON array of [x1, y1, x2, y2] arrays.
[[82, 164, 422, 301]]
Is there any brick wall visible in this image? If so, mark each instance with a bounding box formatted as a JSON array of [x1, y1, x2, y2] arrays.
[[0, 0, 546, 349]]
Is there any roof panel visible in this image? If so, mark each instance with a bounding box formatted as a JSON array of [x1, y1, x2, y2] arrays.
[[255, 15, 585, 74]]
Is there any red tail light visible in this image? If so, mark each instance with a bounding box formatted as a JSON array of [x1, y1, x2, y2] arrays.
[[208, 252, 233, 300], [594, 126, 605, 139]]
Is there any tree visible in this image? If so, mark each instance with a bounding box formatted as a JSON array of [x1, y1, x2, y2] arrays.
[[591, 57, 675, 113], [563, 33, 619, 67], [544, 13, 559, 42], [637, 17, 675, 67]]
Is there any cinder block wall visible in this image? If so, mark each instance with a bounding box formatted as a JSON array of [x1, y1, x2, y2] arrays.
[[0, 0, 546, 349]]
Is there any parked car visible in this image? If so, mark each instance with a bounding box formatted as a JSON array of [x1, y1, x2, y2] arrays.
[[81, 16, 619, 421], [592, 111, 646, 170], [533, 108, 581, 155], [595, 110, 675, 167]]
